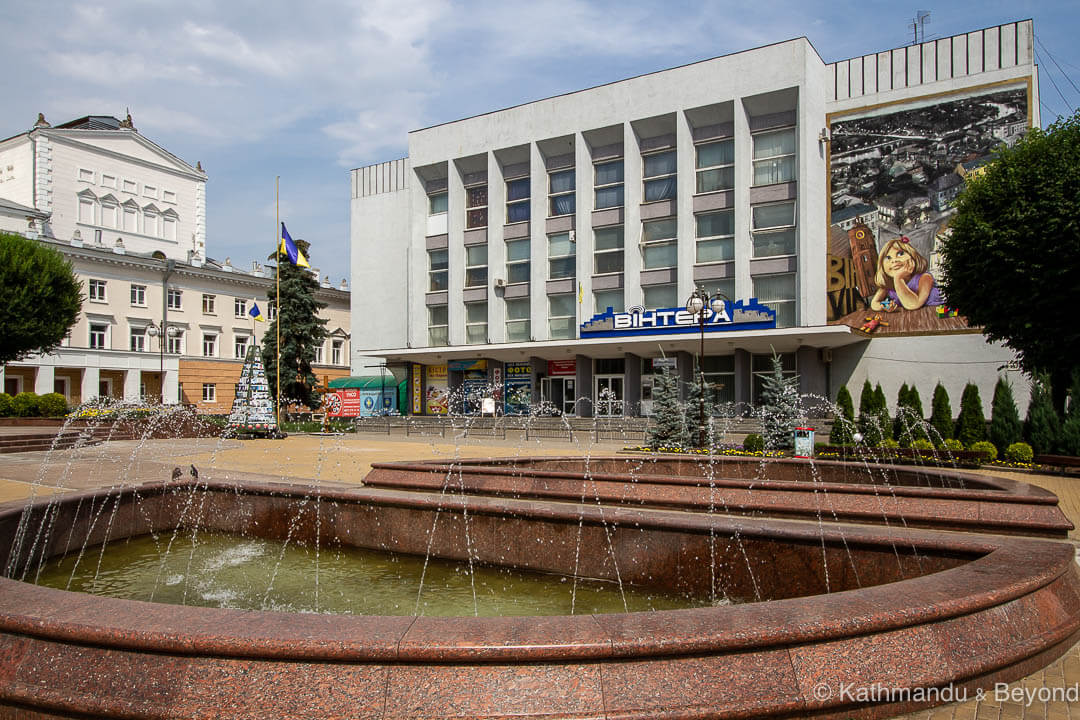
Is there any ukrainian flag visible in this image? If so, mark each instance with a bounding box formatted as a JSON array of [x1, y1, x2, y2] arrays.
[[249, 301, 265, 322], [279, 222, 310, 268]]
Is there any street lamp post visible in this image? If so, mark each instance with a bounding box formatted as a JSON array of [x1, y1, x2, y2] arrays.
[[686, 287, 729, 449], [146, 321, 178, 404]]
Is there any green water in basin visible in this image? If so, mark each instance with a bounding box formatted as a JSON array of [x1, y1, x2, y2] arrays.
[[35, 531, 713, 616]]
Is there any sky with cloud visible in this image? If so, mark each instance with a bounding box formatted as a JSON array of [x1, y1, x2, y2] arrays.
[[2, 1, 1077, 282]]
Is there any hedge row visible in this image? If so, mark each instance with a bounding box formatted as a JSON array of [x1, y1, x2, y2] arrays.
[[0, 392, 68, 417]]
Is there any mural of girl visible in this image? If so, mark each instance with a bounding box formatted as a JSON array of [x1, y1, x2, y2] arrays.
[[870, 237, 943, 312]]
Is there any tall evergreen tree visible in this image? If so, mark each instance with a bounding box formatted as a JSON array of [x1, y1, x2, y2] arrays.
[[1024, 373, 1060, 455], [685, 370, 716, 448], [873, 384, 892, 441], [646, 368, 688, 450], [908, 385, 927, 442], [857, 380, 882, 446], [830, 385, 856, 446], [1056, 371, 1080, 454], [929, 383, 954, 445], [262, 237, 329, 411], [954, 383, 987, 448], [759, 352, 800, 450], [893, 383, 913, 445], [989, 377, 1023, 453]]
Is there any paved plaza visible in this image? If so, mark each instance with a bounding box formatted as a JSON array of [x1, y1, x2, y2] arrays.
[[1, 431, 1078, 718]]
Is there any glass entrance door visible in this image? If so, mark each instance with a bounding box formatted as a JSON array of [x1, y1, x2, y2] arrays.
[[595, 376, 624, 416], [540, 377, 577, 416]]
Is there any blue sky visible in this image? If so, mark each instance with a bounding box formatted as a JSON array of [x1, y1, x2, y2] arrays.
[[2, 1, 1077, 283]]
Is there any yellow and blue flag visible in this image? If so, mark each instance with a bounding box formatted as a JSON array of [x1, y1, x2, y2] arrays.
[[279, 222, 310, 268], [249, 301, 265, 322]]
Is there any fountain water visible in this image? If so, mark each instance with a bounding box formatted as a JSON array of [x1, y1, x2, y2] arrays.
[[1, 399, 1079, 719]]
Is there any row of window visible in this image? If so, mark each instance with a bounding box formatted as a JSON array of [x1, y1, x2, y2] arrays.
[[77, 194, 179, 241], [426, 269, 795, 347], [87, 323, 347, 363], [428, 128, 795, 228], [427, 199, 795, 293], [89, 280, 277, 320], [77, 168, 178, 204]]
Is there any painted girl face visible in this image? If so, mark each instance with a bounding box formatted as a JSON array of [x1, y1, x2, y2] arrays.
[[882, 245, 915, 277]]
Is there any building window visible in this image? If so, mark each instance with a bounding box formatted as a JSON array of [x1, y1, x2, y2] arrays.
[[167, 288, 182, 310], [429, 192, 448, 215], [314, 344, 324, 364], [167, 330, 183, 355], [548, 169, 575, 217], [465, 244, 488, 288], [202, 383, 216, 403], [548, 294, 575, 340], [202, 294, 215, 314], [101, 200, 118, 228], [163, 214, 177, 241], [88, 279, 106, 302], [163, 189, 176, 204], [505, 238, 530, 284], [234, 298, 247, 318], [101, 173, 117, 189], [428, 305, 448, 346], [695, 210, 735, 263], [129, 284, 146, 307], [696, 140, 734, 194], [143, 185, 157, 199], [428, 248, 448, 291], [593, 226, 624, 274], [79, 196, 96, 224], [465, 302, 487, 344], [593, 289, 624, 314], [753, 273, 796, 328], [89, 324, 107, 350], [130, 327, 146, 353], [202, 333, 217, 358], [643, 150, 677, 202], [752, 127, 796, 186], [122, 179, 137, 194], [752, 202, 796, 257], [505, 298, 530, 342], [643, 283, 677, 309], [548, 232, 575, 279], [752, 352, 796, 404], [466, 185, 488, 229], [143, 209, 159, 237], [702, 355, 736, 407], [642, 218, 677, 269], [594, 160, 624, 209], [506, 178, 530, 223], [268, 304, 277, 321], [331, 339, 344, 365], [235, 336, 249, 359]]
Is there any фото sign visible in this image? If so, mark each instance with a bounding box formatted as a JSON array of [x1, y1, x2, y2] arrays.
[[580, 299, 776, 338]]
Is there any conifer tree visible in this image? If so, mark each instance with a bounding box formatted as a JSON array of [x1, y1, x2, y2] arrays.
[[646, 368, 688, 450], [1024, 373, 1060, 455], [989, 377, 1023, 453], [857, 380, 882, 446], [759, 352, 800, 450], [1059, 370, 1080, 455], [929, 383, 954, 445], [954, 383, 987, 448], [830, 385, 856, 446], [685, 371, 716, 448], [262, 237, 329, 410], [873, 383, 892, 441], [908, 385, 927, 443], [893, 383, 912, 445]]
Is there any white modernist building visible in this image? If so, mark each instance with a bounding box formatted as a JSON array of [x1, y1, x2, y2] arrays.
[[351, 21, 1037, 418]]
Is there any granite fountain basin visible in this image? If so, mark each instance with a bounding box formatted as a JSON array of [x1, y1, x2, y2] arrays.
[[363, 455, 1075, 537], [0, 469, 1078, 719]]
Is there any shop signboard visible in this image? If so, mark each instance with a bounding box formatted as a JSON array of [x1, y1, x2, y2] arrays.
[[548, 360, 576, 376], [579, 299, 775, 338], [426, 364, 449, 415], [504, 362, 532, 415], [325, 388, 394, 417], [411, 363, 422, 414]]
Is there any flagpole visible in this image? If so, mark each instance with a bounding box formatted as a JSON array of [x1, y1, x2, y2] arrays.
[[275, 176, 281, 432]]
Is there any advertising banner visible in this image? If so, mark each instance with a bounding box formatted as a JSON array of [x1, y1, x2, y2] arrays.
[[548, 360, 576, 376], [504, 362, 532, 415], [827, 84, 1029, 336], [325, 389, 394, 417], [579, 299, 775, 338], [426, 364, 449, 415], [411, 364, 422, 414]]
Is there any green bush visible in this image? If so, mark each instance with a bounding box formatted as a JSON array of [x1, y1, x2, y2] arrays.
[[882, 438, 900, 449], [911, 438, 935, 451], [1024, 373, 1060, 455], [743, 433, 764, 453], [1005, 442, 1034, 464], [37, 392, 67, 417], [830, 385, 855, 445], [970, 440, 998, 462], [0, 392, 12, 416], [955, 383, 987, 447], [943, 438, 964, 452], [929, 383, 954, 445], [12, 391, 39, 417], [989, 377, 1023, 452]]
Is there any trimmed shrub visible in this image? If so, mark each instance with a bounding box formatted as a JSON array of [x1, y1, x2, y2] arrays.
[[954, 383, 987, 448], [743, 433, 764, 453], [969, 440, 998, 462], [830, 385, 855, 446], [943, 438, 964, 452], [989, 377, 1023, 453], [12, 392, 39, 417], [1005, 442, 1034, 464], [1024, 373, 1060, 455], [857, 380, 882, 447], [882, 438, 900, 449], [929, 383, 953, 445], [911, 438, 935, 451], [37, 392, 67, 417], [0, 392, 12, 416], [873, 384, 892, 441]]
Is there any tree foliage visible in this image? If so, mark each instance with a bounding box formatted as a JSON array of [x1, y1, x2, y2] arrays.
[[857, 380, 883, 446], [261, 238, 329, 410], [955, 383, 987, 448], [929, 383, 954, 444], [939, 111, 1080, 412], [830, 385, 856, 446], [893, 383, 928, 446], [1058, 371, 1080, 455], [646, 368, 688, 450], [759, 352, 800, 450], [685, 370, 716, 448], [0, 232, 82, 365], [989, 377, 1023, 452], [1024, 373, 1060, 455]]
